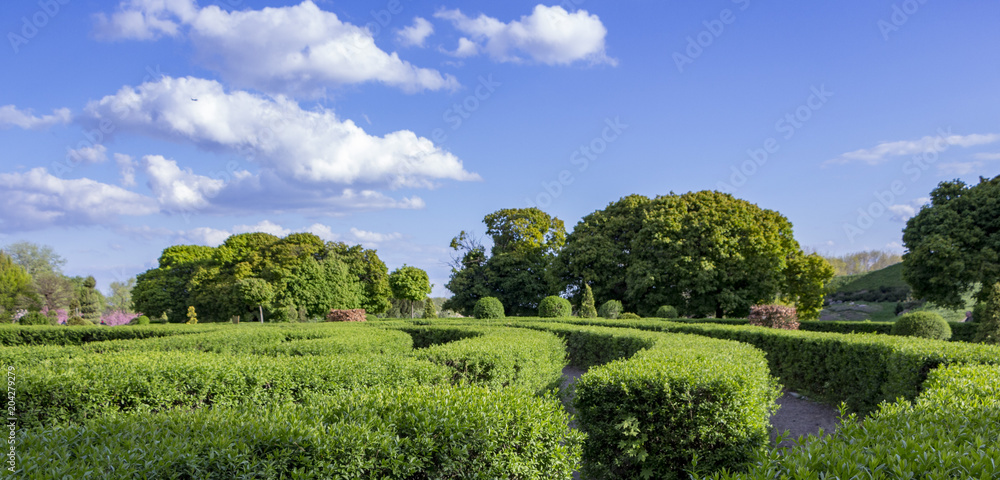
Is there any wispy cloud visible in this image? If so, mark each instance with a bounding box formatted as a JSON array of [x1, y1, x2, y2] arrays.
[[0, 105, 72, 130], [826, 131, 1000, 165]]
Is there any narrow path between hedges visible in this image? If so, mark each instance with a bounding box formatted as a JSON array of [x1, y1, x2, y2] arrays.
[[558, 365, 841, 473]]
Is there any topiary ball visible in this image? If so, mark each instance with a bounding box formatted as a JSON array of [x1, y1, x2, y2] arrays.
[[619, 312, 640, 320], [18, 311, 50, 326], [474, 297, 505, 320], [67, 316, 94, 327], [655, 305, 679, 318], [598, 300, 623, 319], [891, 311, 952, 341], [538, 296, 572, 318], [129, 315, 150, 325]]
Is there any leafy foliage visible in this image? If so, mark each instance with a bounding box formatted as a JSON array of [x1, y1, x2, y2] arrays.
[[619, 312, 640, 319], [186, 306, 198, 324], [579, 284, 598, 318], [66, 316, 91, 326], [473, 297, 504, 319], [388, 264, 431, 318], [892, 311, 951, 340], [903, 175, 1000, 309], [0, 252, 36, 315], [18, 311, 49, 326], [655, 305, 678, 318], [598, 300, 622, 319], [421, 298, 437, 319], [975, 282, 1000, 344], [538, 295, 571, 318]]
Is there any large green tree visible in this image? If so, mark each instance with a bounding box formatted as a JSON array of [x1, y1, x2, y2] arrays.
[[326, 242, 392, 315], [2, 241, 66, 276], [783, 253, 836, 321], [235, 278, 274, 323], [0, 252, 36, 316], [902, 175, 1000, 309], [444, 208, 565, 316], [626, 191, 813, 318], [556, 194, 651, 311], [108, 278, 136, 312], [389, 264, 432, 318]]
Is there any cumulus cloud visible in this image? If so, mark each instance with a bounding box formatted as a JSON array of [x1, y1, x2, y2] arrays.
[[0, 105, 72, 130], [397, 17, 434, 47], [348, 227, 403, 246], [435, 5, 615, 65], [142, 155, 227, 212], [445, 37, 479, 58], [84, 76, 479, 191], [67, 144, 108, 164], [94, 0, 457, 96], [887, 198, 929, 222], [0, 168, 159, 231], [115, 153, 137, 187], [179, 221, 355, 247], [827, 131, 1000, 165]]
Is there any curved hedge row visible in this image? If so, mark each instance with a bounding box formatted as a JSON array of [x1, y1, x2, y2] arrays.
[[13, 385, 583, 479], [700, 364, 1000, 479], [522, 322, 780, 479], [0, 324, 210, 346]]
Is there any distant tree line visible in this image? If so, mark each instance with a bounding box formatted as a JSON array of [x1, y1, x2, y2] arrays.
[[444, 191, 836, 320], [821, 250, 902, 277]]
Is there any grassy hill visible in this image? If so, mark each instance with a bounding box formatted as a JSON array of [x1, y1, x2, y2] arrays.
[[822, 262, 974, 322], [836, 262, 907, 292]]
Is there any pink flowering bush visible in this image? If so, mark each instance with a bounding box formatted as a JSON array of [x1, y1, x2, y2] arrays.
[[56, 309, 68, 325], [101, 310, 141, 326]]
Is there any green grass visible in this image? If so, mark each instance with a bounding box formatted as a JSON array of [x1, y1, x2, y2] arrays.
[[835, 263, 907, 293]]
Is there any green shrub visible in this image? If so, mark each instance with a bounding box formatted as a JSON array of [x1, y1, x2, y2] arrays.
[[598, 300, 623, 319], [521, 323, 779, 478], [15, 385, 583, 479], [700, 364, 1000, 480], [619, 312, 640, 320], [975, 282, 1000, 344], [129, 315, 150, 325], [422, 298, 438, 319], [538, 296, 572, 318], [473, 297, 504, 319], [892, 311, 951, 340], [579, 284, 598, 318], [66, 316, 92, 326], [18, 312, 50, 326], [655, 305, 679, 318]]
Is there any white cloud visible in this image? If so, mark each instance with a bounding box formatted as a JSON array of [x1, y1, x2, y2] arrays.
[[973, 152, 1000, 161], [95, 0, 458, 96], [827, 132, 1000, 165], [435, 5, 615, 65], [304, 223, 340, 242], [178, 226, 231, 246], [0, 168, 159, 231], [115, 153, 137, 187], [84, 76, 480, 192], [937, 161, 984, 176], [887, 204, 916, 221], [397, 17, 434, 47], [348, 227, 402, 246], [141, 154, 227, 212], [232, 220, 291, 237], [67, 144, 108, 164], [0, 105, 72, 130], [179, 221, 342, 247], [445, 37, 479, 58]]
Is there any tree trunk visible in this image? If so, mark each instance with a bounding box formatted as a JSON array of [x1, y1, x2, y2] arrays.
[[410, 301, 414, 319], [259, 305, 264, 323]]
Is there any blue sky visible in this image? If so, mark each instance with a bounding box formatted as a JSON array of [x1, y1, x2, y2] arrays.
[[2, 0, 999, 297]]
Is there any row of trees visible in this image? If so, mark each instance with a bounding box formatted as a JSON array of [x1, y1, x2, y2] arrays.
[[0, 242, 134, 323], [821, 250, 902, 277], [133, 232, 432, 323], [444, 191, 836, 319]]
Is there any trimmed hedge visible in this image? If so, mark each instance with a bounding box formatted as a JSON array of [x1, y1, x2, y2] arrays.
[[0, 324, 208, 346], [474, 297, 505, 319], [523, 322, 780, 478], [538, 296, 572, 318], [529, 316, 1000, 414], [13, 350, 449, 429], [701, 364, 1000, 479], [655, 305, 679, 318], [14, 385, 583, 479], [891, 311, 951, 340], [410, 326, 567, 394]]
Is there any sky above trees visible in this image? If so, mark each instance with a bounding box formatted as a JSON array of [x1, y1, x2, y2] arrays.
[[1, 0, 998, 296]]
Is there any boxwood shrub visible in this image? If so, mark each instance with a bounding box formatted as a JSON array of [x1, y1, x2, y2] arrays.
[[598, 300, 623, 319], [655, 305, 679, 318], [474, 297, 505, 319], [891, 311, 951, 340], [538, 296, 572, 318], [14, 385, 583, 479]]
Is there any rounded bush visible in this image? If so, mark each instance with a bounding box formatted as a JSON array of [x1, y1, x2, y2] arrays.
[[655, 305, 679, 318], [67, 316, 94, 327], [130, 315, 150, 325], [598, 300, 623, 319], [538, 296, 572, 318], [18, 312, 50, 326], [620, 312, 640, 320], [474, 297, 505, 320], [891, 312, 951, 340]]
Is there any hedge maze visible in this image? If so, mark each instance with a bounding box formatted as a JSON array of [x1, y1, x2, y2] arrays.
[[5, 317, 1000, 479]]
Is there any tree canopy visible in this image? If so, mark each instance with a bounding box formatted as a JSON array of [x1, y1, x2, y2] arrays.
[[389, 265, 432, 318], [902, 175, 1000, 309]]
